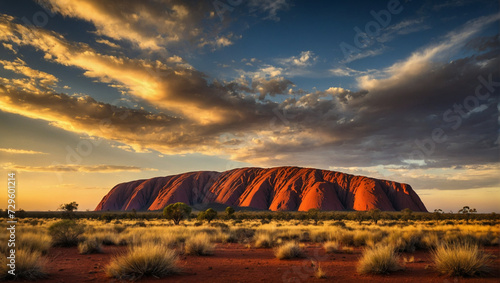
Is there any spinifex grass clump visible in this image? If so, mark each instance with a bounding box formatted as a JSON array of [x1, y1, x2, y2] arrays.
[[78, 237, 102, 254], [254, 231, 274, 248], [323, 241, 340, 253], [274, 241, 304, 259], [432, 242, 491, 277], [106, 243, 179, 280], [0, 249, 48, 280], [357, 245, 403, 274], [184, 233, 215, 255]]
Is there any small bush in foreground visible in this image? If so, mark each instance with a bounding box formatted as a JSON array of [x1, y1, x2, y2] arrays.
[[432, 242, 491, 277], [106, 243, 179, 280], [184, 233, 215, 255], [274, 242, 304, 260], [78, 238, 102, 254], [357, 245, 403, 274], [48, 220, 85, 247], [0, 249, 48, 280], [254, 232, 274, 248], [323, 241, 340, 253]]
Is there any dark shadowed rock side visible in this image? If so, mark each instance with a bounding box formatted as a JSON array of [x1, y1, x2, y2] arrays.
[[95, 167, 427, 212]]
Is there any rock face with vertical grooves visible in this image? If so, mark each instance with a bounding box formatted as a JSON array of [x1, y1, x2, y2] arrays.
[[95, 167, 427, 212]]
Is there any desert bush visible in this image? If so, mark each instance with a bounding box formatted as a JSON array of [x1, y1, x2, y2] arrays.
[[106, 243, 179, 280], [184, 233, 215, 255], [357, 245, 403, 274], [18, 232, 51, 254], [254, 231, 274, 248], [432, 242, 491, 277], [323, 241, 340, 253], [78, 237, 102, 254], [48, 220, 85, 246], [0, 249, 47, 280], [274, 242, 304, 260], [163, 202, 191, 225]]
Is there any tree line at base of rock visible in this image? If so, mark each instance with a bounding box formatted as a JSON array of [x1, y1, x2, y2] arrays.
[[3, 203, 497, 224]]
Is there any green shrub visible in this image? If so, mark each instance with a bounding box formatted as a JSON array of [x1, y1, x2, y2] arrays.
[[48, 220, 85, 247]]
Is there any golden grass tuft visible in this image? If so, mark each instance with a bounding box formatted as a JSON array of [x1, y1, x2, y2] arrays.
[[254, 231, 274, 248], [78, 237, 102, 254], [274, 241, 304, 260], [357, 245, 403, 274], [432, 242, 491, 277], [106, 243, 179, 280], [0, 249, 48, 280], [184, 233, 215, 255], [323, 241, 340, 253]]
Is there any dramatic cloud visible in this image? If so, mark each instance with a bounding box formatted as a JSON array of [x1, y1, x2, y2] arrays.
[[0, 148, 48, 155], [0, 58, 58, 92], [0, 11, 497, 175], [39, 0, 220, 51]]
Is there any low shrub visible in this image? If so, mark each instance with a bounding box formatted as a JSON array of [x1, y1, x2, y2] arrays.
[[274, 242, 304, 260], [48, 220, 85, 247]]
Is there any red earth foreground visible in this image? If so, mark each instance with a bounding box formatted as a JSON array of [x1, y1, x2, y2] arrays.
[[95, 166, 428, 212], [19, 244, 500, 283]]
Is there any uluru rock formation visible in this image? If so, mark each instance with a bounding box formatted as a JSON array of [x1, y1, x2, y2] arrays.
[[95, 167, 427, 212]]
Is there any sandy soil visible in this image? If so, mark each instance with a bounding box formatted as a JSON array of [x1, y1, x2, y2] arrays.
[[17, 244, 500, 283]]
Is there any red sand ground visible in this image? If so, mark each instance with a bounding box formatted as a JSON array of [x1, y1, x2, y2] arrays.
[[19, 244, 500, 283]]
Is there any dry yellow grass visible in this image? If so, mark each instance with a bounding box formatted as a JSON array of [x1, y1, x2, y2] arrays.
[[432, 242, 491, 276], [274, 241, 304, 259], [323, 241, 340, 253], [184, 233, 215, 255], [357, 245, 403, 274], [78, 237, 102, 254], [106, 243, 179, 280], [18, 232, 51, 254], [0, 249, 48, 280]]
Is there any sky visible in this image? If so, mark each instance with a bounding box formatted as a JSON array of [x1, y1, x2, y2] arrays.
[[0, 0, 498, 213]]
